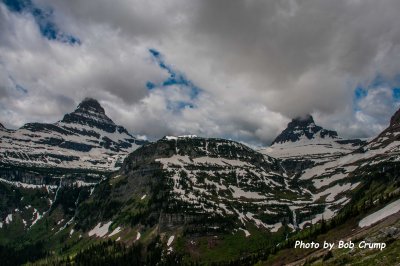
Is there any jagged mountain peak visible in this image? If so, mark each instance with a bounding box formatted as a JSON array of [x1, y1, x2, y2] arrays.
[[76, 97, 106, 114], [60, 98, 117, 132], [272, 114, 338, 145], [0, 98, 146, 170], [288, 114, 315, 128], [367, 107, 400, 150], [390, 108, 400, 127], [0, 122, 11, 133]]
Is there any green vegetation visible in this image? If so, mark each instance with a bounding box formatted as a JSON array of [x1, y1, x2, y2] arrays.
[[2, 142, 400, 265]]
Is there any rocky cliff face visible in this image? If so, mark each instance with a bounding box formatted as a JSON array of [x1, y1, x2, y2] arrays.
[[61, 98, 125, 134], [366, 107, 400, 152], [0, 98, 147, 171], [262, 115, 365, 164], [271, 115, 338, 145]]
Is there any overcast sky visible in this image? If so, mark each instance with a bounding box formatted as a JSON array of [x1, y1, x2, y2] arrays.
[[1, 0, 400, 146]]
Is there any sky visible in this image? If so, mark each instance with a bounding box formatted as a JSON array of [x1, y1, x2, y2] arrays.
[[1, 0, 400, 146]]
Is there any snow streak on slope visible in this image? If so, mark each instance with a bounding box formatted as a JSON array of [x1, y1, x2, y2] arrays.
[[0, 98, 144, 170], [262, 138, 361, 163], [125, 136, 360, 232], [359, 199, 400, 228], [88, 221, 112, 237], [260, 114, 365, 163]]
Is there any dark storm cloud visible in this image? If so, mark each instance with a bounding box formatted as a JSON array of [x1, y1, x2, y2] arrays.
[[186, 0, 400, 116], [1, 0, 400, 144]]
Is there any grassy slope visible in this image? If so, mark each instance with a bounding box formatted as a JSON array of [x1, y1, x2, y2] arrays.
[[259, 162, 400, 266], [3, 160, 400, 265]]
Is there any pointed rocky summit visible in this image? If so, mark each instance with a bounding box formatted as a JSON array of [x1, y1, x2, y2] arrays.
[[272, 114, 338, 145], [76, 97, 107, 114], [0, 98, 146, 170], [61, 98, 117, 133], [367, 107, 400, 150], [390, 108, 400, 127]]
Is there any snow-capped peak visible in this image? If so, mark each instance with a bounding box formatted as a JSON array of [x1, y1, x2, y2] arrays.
[[271, 114, 338, 145], [0, 98, 146, 171], [59, 98, 119, 133], [365, 106, 400, 150], [390, 108, 400, 126]]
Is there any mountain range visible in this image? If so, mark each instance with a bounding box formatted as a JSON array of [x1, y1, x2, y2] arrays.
[[1, 99, 400, 265]]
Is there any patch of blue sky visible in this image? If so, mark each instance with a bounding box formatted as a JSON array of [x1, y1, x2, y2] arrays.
[[2, 0, 80, 45], [352, 86, 367, 111], [353, 74, 400, 111], [354, 86, 367, 100], [392, 88, 400, 101], [147, 48, 202, 111], [146, 81, 156, 90], [369, 74, 390, 88], [148, 48, 160, 58]]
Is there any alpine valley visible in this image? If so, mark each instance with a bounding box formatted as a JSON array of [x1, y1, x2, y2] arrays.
[[1, 99, 400, 265]]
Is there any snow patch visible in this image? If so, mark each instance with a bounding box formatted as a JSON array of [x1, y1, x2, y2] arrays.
[[179, 135, 197, 138], [109, 226, 121, 237], [30, 209, 43, 227], [74, 180, 96, 187], [0, 178, 57, 190], [313, 182, 360, 202], [88, 221, 112, 237], [238, 228, 251, 237], [359, 199, 400, 228], [5, 214, 12, 224], [270, 222, 283, 232], [229, 185, 265, 199], [167, 235, 175, 246]]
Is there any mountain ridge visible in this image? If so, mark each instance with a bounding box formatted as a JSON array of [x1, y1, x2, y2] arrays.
[[0, 98, 146, 171], [365, 106, 400, 151], [261, 114, 365, 164], [271, 114, 338, 145]]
